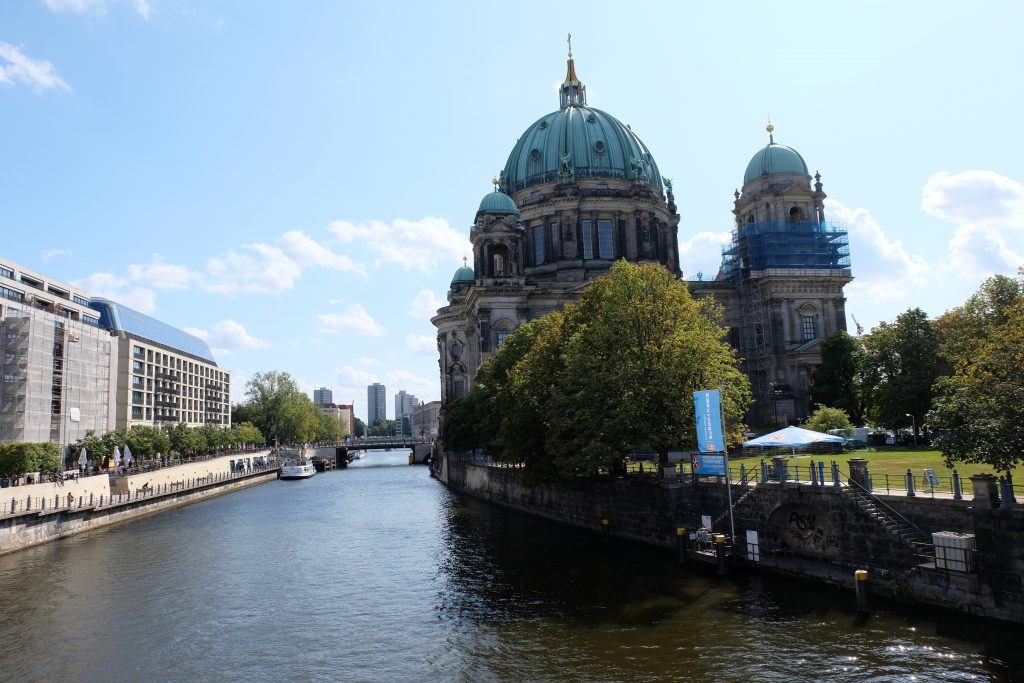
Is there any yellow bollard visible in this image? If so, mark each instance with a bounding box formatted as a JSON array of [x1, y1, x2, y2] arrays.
[[714, 534, 729, 575], [676, 527, 687, 563], [855, 569, 870, 613]]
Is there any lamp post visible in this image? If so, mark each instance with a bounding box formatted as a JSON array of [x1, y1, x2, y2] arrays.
[[905, 413, 917, 447], [769, 382, 778, 426]]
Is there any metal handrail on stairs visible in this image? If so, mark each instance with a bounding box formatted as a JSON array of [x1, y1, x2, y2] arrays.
[[713, 463, 762, 530], [841, 472, 930, 551]]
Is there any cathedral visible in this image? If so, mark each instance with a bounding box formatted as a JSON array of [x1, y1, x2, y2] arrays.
[[432, 44, 851, 427]]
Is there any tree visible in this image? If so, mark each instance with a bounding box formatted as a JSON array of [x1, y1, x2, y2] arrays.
[[126, 425, 170, 459], [929, 272, 1024, 473], [0, 443, 61, 476], [353, 418, 366, 438], [231, 422, 265, 448], [810, 331, 865, 424], [70, 429, 106, 464], [454, 261, 750, 483], [805, 405, 853, 433], [241, 370, 301, 445], [861, 308, 942, 436], [314, 410, 341, 443]]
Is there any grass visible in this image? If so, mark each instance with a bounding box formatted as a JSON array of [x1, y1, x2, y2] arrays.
[[628, 447, 1023, 483]]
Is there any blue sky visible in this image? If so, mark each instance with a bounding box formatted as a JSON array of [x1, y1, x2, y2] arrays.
[[3, 1, 1023, 422]]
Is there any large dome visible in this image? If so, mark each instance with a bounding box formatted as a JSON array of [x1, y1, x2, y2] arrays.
[[743, 142, 809, 184], [501, 54, 663, 195]]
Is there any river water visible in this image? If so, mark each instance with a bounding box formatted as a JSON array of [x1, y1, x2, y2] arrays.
[[0, 449, 1020, 682]]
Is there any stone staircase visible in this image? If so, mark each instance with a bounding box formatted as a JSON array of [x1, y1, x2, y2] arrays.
[[841, 484, 932, 562]]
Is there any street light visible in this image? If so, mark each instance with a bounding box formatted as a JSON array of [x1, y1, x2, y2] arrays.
[[905, 413, 917, 447]]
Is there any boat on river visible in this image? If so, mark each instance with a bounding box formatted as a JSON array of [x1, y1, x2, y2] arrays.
[[279, 459, 317, 480]]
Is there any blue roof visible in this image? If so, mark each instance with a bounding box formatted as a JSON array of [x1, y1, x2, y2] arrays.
[[451, 265, 475, 284], [89, 298, 217, 364], [478, 190, 519, 215]]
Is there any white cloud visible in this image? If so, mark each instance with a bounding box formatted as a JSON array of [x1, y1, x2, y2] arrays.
[[127, 258, 196, 289], [385, 368, 438, 400], [405, 334, 436, 354], [337, 365, 377, 387], [408, 289, 444, 318], [329, 217, 471, 272], [317, 305, 386, 336], [825, 198, 930, 302], [279, 230, 367, 276], [74, 272, 156, 313], [43, 0, 153, 19], [184, 319, 266, 355], [0, 42, 70, 92], [41, 248, 71, 262], [357, 356, 380, 366], [679, 231, 730, 280], [921, 170, 1024, 279]]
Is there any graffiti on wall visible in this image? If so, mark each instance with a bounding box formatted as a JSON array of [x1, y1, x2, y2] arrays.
[[766, 503, 839, 559]]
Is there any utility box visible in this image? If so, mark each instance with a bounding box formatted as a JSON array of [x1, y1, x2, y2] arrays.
[[932, 532, 976, 573]]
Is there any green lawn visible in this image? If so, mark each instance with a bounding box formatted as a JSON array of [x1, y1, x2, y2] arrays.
[[628, 448, 1022, 485]]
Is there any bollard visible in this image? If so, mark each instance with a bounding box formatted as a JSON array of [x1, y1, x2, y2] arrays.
[[999, 477, 1014, 509], [1006, 474, 1017, 505], [832, 461, 841, 487], [714, 534, 729, 575], [951, 469, 961, 499], [854, 569, 870, 613], [601, 518, 610, 543], [818, 460, 825, 485], [90, 493, 94, 506], [810, 462, 818, 486], [676, 527, 688, 563], [740, 463, 746, 485], [100, 495, 104, 506], [905, 469, 916, 497], [760, 460, 768, 482]]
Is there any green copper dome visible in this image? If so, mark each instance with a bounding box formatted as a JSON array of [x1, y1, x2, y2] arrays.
[[501, 56, 663, 195], [478, 190, 519, 215], [743, 143, 809, 184], [451, 264, 475, 285]]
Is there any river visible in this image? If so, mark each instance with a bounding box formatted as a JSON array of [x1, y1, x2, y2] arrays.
[[0, 449, 1019, 682]]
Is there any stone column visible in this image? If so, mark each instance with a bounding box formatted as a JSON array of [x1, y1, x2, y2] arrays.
[[970, 474, 1000, 508]]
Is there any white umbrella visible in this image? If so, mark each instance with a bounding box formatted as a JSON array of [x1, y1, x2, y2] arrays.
[[78, 448, 88, 467], [123, 444, 134, 467], [113, 446, 122, 467]]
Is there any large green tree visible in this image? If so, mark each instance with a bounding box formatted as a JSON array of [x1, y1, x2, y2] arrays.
[[928, 272, 1024, 473], [805, 405, 853, 434], [860, 308, 942, 436], [810, 331, 865, 424], [449, 261, 750, 482], [126, 425, 170, 459], [239, 371, 322, 445]]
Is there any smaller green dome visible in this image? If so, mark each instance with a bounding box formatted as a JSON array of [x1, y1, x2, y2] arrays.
[[451, 264, 475, 285], [478, 190, 519, 215], [744, 143, 809, 184]]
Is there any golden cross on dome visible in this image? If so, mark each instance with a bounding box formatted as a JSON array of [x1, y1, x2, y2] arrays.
[[567, 32, 572, 59]]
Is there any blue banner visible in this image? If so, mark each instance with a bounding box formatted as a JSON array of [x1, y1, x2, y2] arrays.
[[691, 453, 726, 476], [693, 389, 725, 453]]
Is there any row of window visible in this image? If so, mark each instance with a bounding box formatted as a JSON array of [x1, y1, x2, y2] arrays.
[[530, 219, 621, 265]]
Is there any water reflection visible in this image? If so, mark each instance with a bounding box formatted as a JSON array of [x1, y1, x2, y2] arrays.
[[0, 454, 1019, 682]]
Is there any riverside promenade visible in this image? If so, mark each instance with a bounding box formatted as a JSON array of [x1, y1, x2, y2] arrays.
[[0, 449, 278, 555]]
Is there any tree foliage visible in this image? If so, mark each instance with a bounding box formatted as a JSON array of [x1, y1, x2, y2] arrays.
[[0, 442, 61, 476], [445, 261, 750, 483], [805, 405, 853, 434], [928, 272, 1024, 473], [810, 331, 865, 424], [126, 425, 170, 459], [237, 370, 331, 445], [860, 308, 942, 433]]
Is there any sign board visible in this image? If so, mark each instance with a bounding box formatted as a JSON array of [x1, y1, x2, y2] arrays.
[[69, 407, 81, 422], [692, 389, 725, 453], [701, 515, 712, 530], [746, 530, 760, 562], [691, 453, 726, 476]]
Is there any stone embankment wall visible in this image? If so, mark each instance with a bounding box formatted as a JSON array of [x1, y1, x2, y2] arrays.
[[0, 451, 275, 556], [438, 457, 1024, 624]]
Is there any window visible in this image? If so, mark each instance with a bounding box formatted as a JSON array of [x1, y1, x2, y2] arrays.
[[3, 373, 16, 382], [132, 391, 143, 404], [0, 285, 24, 302], [133, 360, 143, 372], [532, 225, 545, 265], [789, 206, 803, 223], [132, 406, 142, 419], [73, 294, 90, 307], [133, 376, 144, 387], [0, 266, 12, 279], [133, 345, 144, 357], [802, 316, 816, 341], [597, 219, 614, 259], [581, 220, 593, 259], [82, 315, 100, 327], [497, 331, 510, 347]]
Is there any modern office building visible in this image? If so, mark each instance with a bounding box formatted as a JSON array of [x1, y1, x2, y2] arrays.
[[90, 299, 231, 430], [433, 46, 851, 425], [0, 259, 117, 446], [394, 390, 420, 435], [0, 257, 231, 449], [313, 387, 333, 405], [367, 382, 386, 426]]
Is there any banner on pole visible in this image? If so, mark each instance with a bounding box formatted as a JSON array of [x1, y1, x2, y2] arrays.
[[691, 452, 726, 476], [693, 389, 725, 453]]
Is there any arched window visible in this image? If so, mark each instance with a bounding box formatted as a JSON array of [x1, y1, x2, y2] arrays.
[[789, 206, 803, 223], [492, 244, 509, 276]]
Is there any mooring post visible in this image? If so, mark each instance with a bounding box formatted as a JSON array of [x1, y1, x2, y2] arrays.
[[810, 462, 818, 486], [760, 460, 768, 482], [906, 469, 916, 497], [818, 460, 825, 485], [855, 569, 870, 613], [831, 461, 841, 487], [714, 534, 728, 575], [601, 518, 610, 543], [740, 463, 746, 485], [952, 469, 962, 500], [676, 527, 687, 563]]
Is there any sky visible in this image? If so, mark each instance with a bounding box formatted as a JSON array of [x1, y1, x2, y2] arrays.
[[2, 1, 1023, 423]]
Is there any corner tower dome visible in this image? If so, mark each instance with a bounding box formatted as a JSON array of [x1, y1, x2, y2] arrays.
[[743, 122, 809, 184], [500, 43, 663, 196], [477, 188, 519, 216]]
